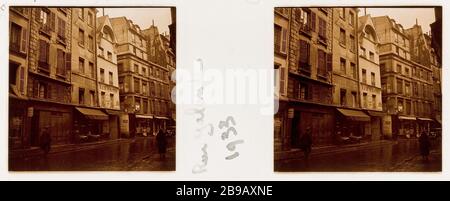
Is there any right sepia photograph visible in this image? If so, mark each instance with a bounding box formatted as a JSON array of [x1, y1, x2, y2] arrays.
[[274, 7, 442, 172]]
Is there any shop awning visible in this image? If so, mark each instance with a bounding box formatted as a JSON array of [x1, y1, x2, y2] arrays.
[[136, 114, 153, 119], [105, 109, 121, 115], [418, 117, 434, 121], [398, 116, 416, 120], [155, 116, 170, 120], [76, 107, 108, 120], [366, 110, 386, 117], [337, 108, 370, 122]]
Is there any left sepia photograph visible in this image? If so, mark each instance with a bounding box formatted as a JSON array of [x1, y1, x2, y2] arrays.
[[8, 7, 176, 171]]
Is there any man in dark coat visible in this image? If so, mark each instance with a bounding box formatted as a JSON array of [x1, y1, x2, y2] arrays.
[[300, 127, 313, 160], [156, 128, 167, 160], [419, 131, 431, 162], [40, 127, 52, 156]]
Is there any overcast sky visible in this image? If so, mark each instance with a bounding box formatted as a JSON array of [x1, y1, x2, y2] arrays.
[[97, 8, 172, 35], [361, 7, 436, 33]]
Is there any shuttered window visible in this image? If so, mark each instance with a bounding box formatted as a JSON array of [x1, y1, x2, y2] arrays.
[[38, 39, 50, 70], [56, 49, 66, 76]]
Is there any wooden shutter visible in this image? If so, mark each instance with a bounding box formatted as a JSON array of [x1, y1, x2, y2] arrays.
[[61, 18, 66, 39], [280, 67, 286, 94], [323, 19, 327, 39], [326, 53, 332, 72], [65, 53, 71, 77], [57, 49, 64, 75], [45, 42, 50, 63], [299, 40, 307, 64], [50, 12, 56, 31], [33, 80, 39, 98], [39, 40, 46, 62], [281, 28, 287, 54], [35, 8, 41, 22], [311, 12, 316, 32], [20, 27, 27, 53], [308, 85, 313, 100], [19, 67, 25, 95]]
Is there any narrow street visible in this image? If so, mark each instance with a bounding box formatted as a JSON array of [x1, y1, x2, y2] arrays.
[[9, 137, 175, 171], [275, 139, 441, 172]]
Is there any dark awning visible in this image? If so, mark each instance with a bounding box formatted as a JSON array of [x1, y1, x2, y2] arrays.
[[76, 107, 108, 120], [337, 108, 370, 122], [398, 116, 416, 120], [366, 110, 386, 117], [105, 109, 121, 115]]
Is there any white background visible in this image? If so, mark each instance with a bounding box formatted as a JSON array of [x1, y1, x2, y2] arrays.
[[0, 0, 448, 180]]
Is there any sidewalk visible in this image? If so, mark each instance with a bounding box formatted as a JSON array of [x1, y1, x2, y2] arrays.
[[275, 140, 395, 161], [9, 136, 153, 160]]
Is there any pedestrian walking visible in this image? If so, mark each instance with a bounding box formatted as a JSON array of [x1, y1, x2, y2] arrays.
[[300, 127, 313, 160], [419, 131, 431, 162], [40, 127, 52, 156], [156, 128, 167, 160]]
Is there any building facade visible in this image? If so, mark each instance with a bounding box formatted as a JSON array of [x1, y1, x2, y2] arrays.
[[142, 25, 172, 133], [276, 7, 335, 151], [358, 15, 384, 141], [26, 8, 74, 147], [111, 17, 153, 137], [9, 7, 31, 149], [96, 15, 121, 140], [161, 32, 176, 129]]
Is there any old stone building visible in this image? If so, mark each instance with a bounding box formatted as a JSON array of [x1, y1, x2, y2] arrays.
[[9, 7, 31, 149], [161, 32, 176, 129], [110, 17, 152, 137], [332, 8, 370, 140], [142, 25, 172, 133], [71, 8, 109, 142], [96, 15, 121, 140], [276, 7, 335, 152], [27, 8, 73, 146], [358, 15, 384, 141]]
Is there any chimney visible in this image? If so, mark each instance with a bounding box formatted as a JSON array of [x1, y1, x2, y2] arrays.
[[152, 19, 155, 26], [416, 18, 418, 25]]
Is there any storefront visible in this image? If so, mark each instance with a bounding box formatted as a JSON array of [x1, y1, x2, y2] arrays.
[[9, 94, 29, 150], [104, 109, 121, 140], [417, 117, 433, 135], [154, 116, 169, 133], [396, 115, 417, 138], [335, 108, 370, 141], [136, 114, 153, 136], [73, 107, 109, 143]]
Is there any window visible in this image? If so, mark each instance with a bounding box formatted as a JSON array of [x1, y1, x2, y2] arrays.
[[318, 17, 327, 40], [79, 88, 85, 105], [299, 83, 308, 100], [340, 58, 346, 74], [38, 82, 48, 99], [38, 40, 50, 70], [107, 51, 112, 61], [134, 79, 140, 93], [133, 47, 137, 55], [360, 47, 366, 58], [99, 47, 104, 57], [100, 68, 105, 83], [274, 25, 288, 54], [371, 72, 375, 86], [109, 72, 113, 85], [362, 69, 367, 84], [110, 94, 114, 108], [57, 17, 66, 40], [299, 40, 311, 71], [405, 82, 411, 96], [340, 89, 346, 106], [405, 68, 409, 76], [88, 35, 94, 51], [317, 49, 327, 77], [56, 49, 66, 76], [143, 82, 148, 95], [369, 52, 374, 61], [363, 93, 368, 108], [339, 28, 346, 46], [79, 58, 85, 74], [142, 67, 147, 77], [372, 95, 377, 109], [40, 9, 49, 25], [89, 62, 94, 78], [134, 64, 139, 73], [397, 79, 403, 94], [78, 29, 85, 46], [87, 12, 93, 26], [90, 91, 95, 106], [397, 64, 402, 73], [349, 11, 355, 26], [351, 63, 356, 79], [299, 9, 311, 31], [101, 92, 106, 107], [351, 92, 357, 108], [78, 8, 84, 20], [350, 35, 355, 52]]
